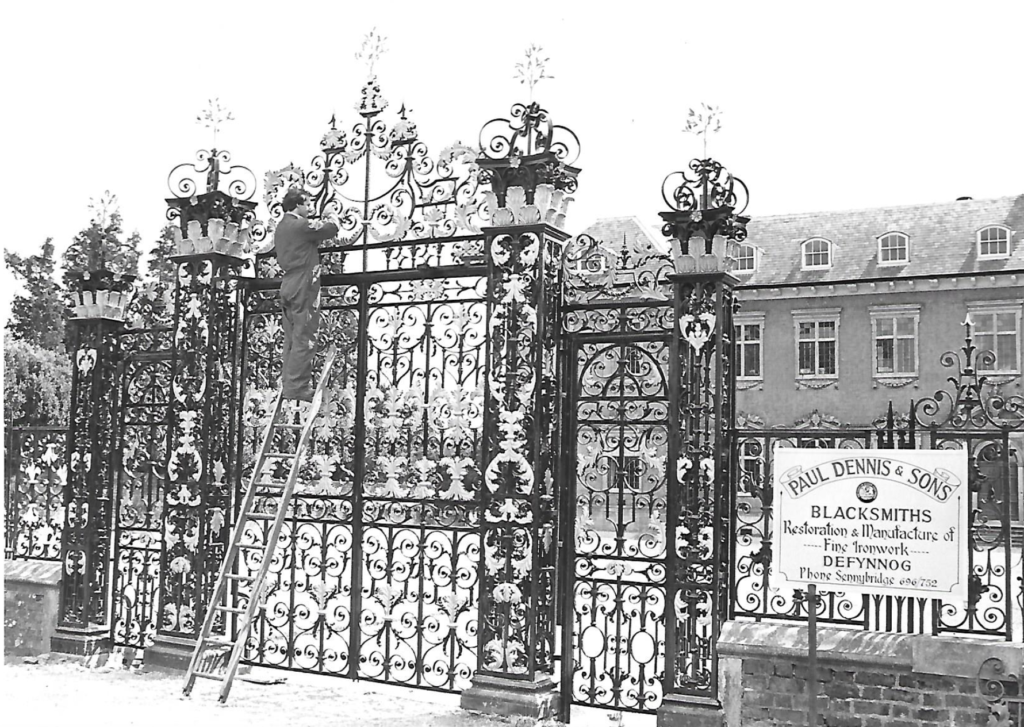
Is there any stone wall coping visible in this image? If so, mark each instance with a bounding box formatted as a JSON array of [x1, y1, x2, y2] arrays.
[[4, 560, 62, 586], [719, 620, 1024, 680]]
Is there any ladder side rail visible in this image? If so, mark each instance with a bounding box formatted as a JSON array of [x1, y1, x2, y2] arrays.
[[183, 390, 285, 689]]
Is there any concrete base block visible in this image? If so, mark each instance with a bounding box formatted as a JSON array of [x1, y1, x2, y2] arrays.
[[5, 560, 62, 656], [51, 625, 112, 661], [657, 695, 724, 727], [144, 634, 197, 672], [460, 673, 561, 720]]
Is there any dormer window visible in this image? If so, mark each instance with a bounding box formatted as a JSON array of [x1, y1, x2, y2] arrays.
[[735, 244, 757, 273], [878, 232, 909, 265], [978, 226, 1010, 258], [801, 238, 832, 270]]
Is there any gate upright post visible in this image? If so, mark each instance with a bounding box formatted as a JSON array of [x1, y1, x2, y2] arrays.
[[657, 160, 748, 727], [145, 149, 257, 670], [52, 269, 135, 656], [460, 101, 579, 720]]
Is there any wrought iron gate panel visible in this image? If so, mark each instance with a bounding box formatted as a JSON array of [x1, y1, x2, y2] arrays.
[[356, 275, 484, 689], [924, 430, 1014, 639], [240, 287, 360, 674], [4, 427, 67, 560], [732, 426, 1020, 639], [567, 332, 671, 712], [732, 429, 876, 626], [112, 319, 172, 649], [238, 274, 483, 692]]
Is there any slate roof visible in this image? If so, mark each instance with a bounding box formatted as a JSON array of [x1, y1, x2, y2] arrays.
[[578, 216, 670, 256], [738, 194, 1024, 287]]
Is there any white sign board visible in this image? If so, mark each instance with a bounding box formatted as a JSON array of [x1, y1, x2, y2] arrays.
[[771, 448, 969, 600]]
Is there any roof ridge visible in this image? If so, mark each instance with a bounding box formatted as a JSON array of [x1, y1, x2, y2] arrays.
[[749, 194, 1022, 222]]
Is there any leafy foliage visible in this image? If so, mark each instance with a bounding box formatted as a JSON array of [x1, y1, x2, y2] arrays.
[[4, 238, 66, 351], [61, 191, 141, 304], [4, 333, 72, 428], [146, 224, 179, 289]]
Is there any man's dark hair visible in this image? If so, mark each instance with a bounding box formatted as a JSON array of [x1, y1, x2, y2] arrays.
[[282, 188, 307, 212]]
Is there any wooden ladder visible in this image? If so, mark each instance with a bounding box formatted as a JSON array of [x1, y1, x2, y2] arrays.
[[182, 345, 337, 702]]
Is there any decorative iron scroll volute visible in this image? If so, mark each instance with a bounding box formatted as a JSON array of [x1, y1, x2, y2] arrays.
[[915, 316, 1024, 430]]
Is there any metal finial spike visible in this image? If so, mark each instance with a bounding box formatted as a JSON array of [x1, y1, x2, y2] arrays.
[[329, 113, 336, 130]]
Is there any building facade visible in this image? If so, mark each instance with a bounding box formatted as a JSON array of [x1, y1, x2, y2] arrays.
[[582, 195, 1024, 516]]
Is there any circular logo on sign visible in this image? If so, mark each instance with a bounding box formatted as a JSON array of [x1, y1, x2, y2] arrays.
[[856, 481, 878, 503]]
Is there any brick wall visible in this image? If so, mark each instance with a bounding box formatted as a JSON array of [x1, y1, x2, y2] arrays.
[[718, 622, 1022, 727]]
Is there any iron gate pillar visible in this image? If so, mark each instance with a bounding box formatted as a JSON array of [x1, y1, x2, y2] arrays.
[[146, 157, 256, 670], [52, 270, 134, 656], [656, 160, 747, 727], [462, 100, 579, 719]]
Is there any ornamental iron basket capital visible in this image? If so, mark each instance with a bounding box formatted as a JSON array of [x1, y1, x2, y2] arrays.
[[165, 148, 260, 259], [477, 101, 580, 209], [660, 158, 749, 275], [68, 268, 137, 322]]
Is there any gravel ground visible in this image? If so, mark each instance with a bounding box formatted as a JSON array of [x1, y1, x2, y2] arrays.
[[0, 655, 533, 727]]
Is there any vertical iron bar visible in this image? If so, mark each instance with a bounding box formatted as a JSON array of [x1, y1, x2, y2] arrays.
[[558, 335, 578, 724], [347, 281, 370, 678]]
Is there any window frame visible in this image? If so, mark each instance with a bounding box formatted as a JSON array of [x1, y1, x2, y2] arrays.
[[877, 231, 910, 266], [735, 243, 758, 274], [869, 304, 921, 379], [801, 238, 833, 270], [734, 312, 765, 382], [977, 226, 1012, 260], [967, 300, 1023, 375], [792, 308, 841, 380]]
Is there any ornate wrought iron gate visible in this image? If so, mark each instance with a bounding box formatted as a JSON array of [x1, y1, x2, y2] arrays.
[[239, 271, 485, 690], [111, 296, 173, 649], [557, 223, 739, 716]]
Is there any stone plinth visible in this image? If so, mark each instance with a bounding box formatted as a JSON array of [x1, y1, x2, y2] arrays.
[[460, 674, 560, 720]]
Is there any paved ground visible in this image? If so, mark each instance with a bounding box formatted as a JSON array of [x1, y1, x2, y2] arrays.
[[0, 655, 642, 727], [1, 655, 520, 727]]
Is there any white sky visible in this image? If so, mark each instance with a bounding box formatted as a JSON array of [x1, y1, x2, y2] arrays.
[[2, 0, 1022, 290]]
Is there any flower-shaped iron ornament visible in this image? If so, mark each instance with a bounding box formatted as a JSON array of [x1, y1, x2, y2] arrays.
[[660, 159, 749, 275], [477, 101, 580, 208]]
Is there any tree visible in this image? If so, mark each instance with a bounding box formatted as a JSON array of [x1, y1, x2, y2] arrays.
[[4, 333, 72, 429], [4, 238, 66, 351], [146, 224, 179, 289], [61, 191, 141, 304]]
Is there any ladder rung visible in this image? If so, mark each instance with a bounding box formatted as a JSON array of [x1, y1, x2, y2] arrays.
[[216, 605, 246, 614], [192, 671, 224, 681], [255, 481, 287, 489], [226, 574, 254, 581], [238, 543, 264, 550], [248, 512, 277, 521], [275, 423, 303, 430], [204, 637, 234, 648], [264, 453, 295, 459]]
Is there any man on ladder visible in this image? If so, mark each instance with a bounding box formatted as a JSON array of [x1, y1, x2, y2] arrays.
[[274, 188, 338, 401]]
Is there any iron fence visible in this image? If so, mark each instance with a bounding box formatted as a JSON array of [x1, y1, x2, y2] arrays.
[[4, 427, 67, 561]]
